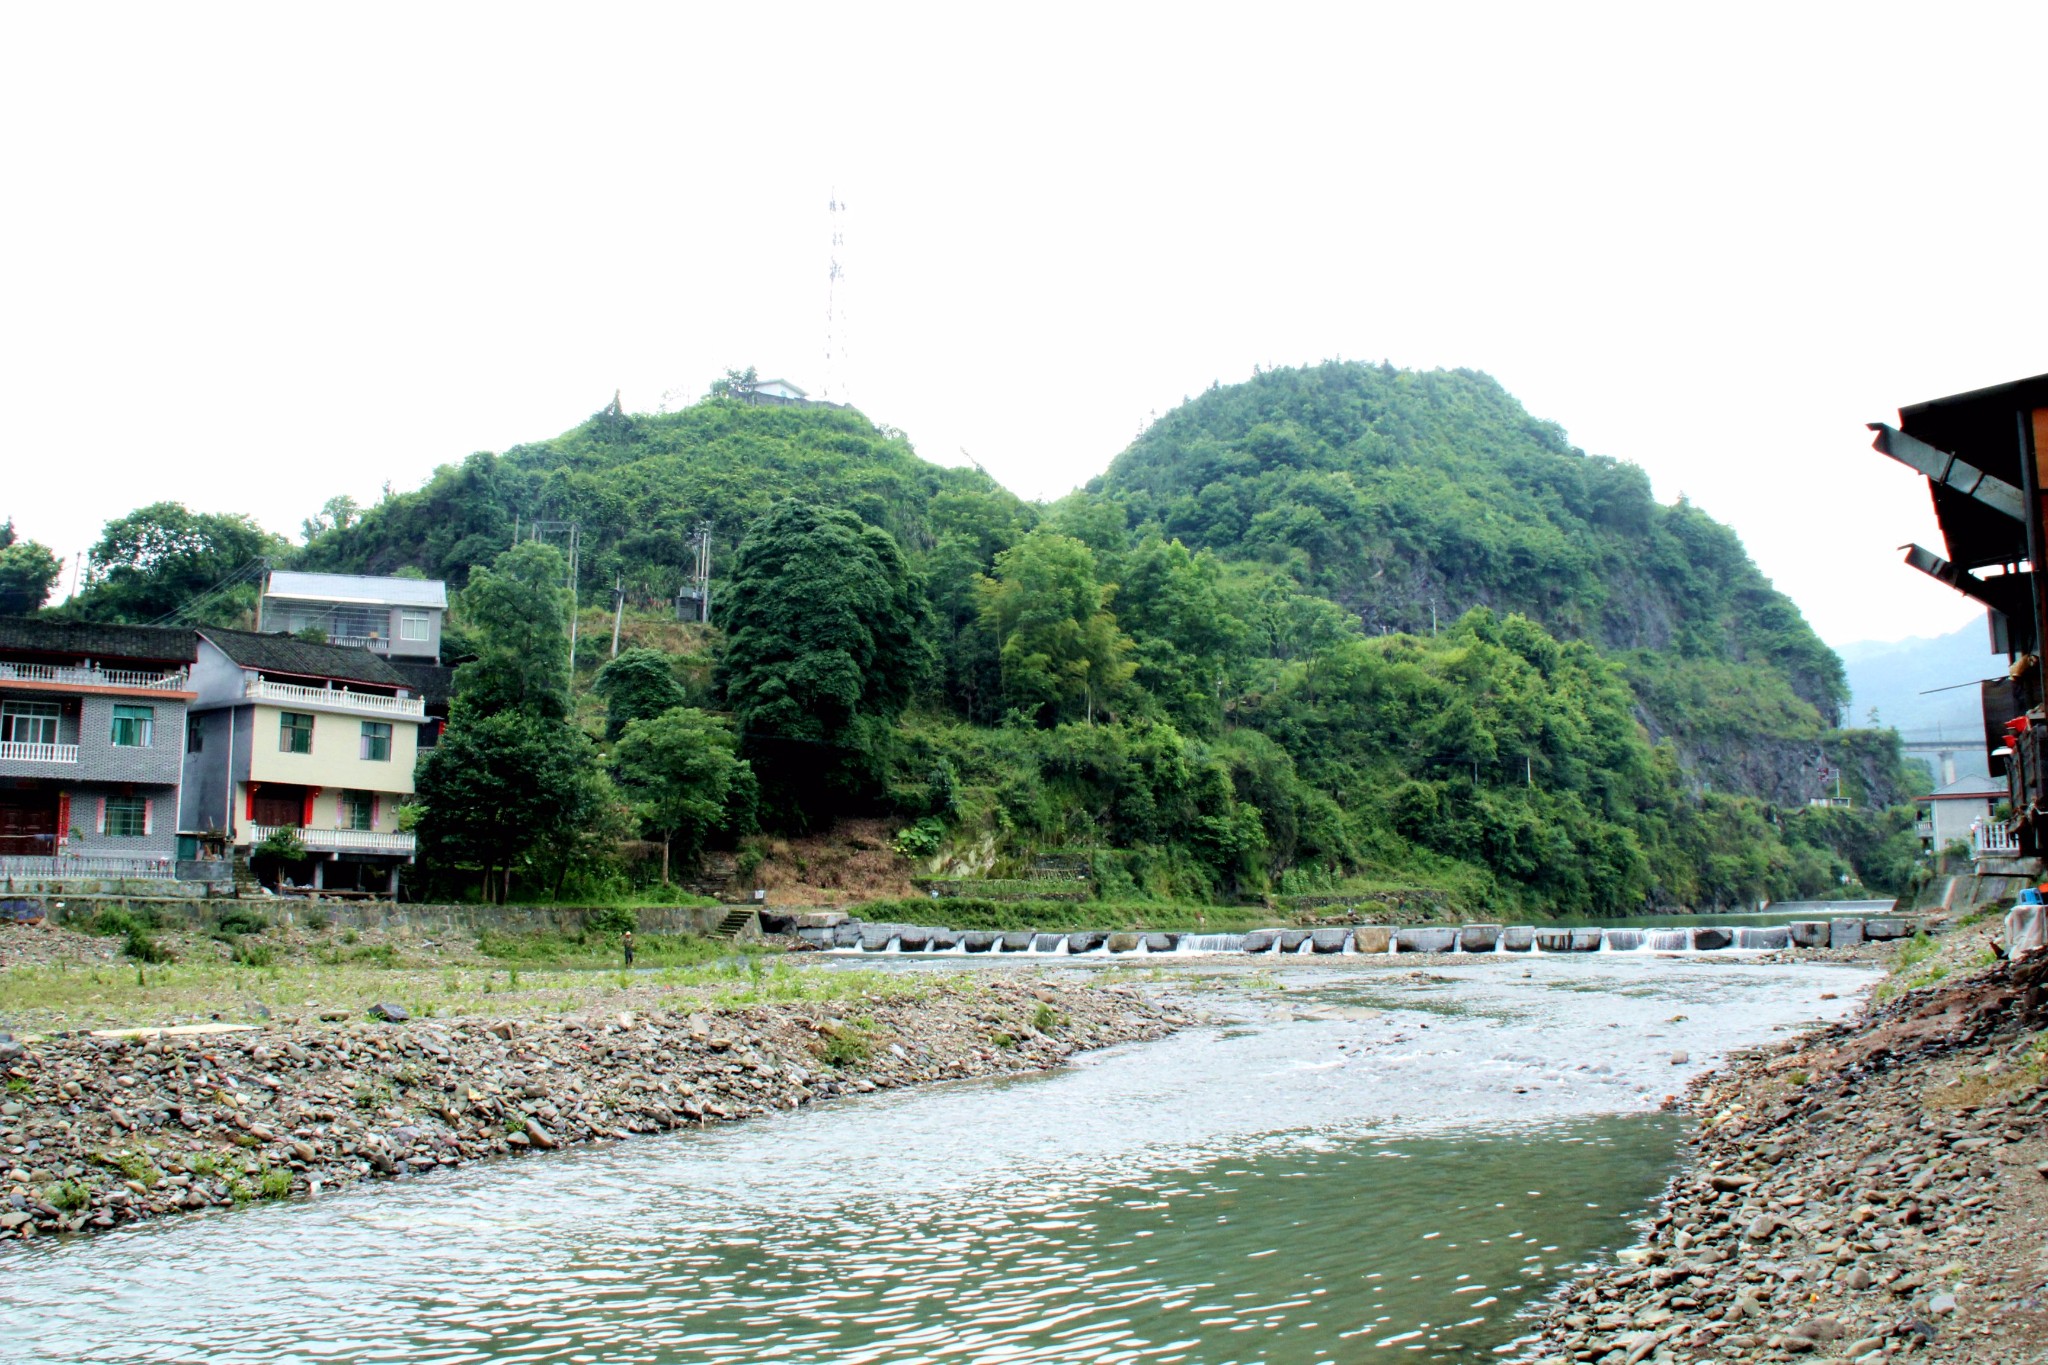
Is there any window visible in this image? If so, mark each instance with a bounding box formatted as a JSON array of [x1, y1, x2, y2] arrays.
[[279, 712, 314, 754], [1, 700, 60, 746], [360, 721, 392, 762], [105, 795, 147, 838], [186, 717, 204, 753], [342, 790, 375, 831], [110, 704, 154, 747], [399, 609, 430, 642]]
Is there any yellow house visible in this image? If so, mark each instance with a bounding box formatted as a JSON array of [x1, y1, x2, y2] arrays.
[[179, 627, 425, 894]]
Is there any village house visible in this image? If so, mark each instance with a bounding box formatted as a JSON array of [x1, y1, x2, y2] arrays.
[[179, 627, 424, 893], [0, 618, 198, 874], [258, 570, 446, 660], [1915, 772, 2008, 855]]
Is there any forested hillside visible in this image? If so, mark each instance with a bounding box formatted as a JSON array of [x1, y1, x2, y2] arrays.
[[34, 364, 1924, 914]]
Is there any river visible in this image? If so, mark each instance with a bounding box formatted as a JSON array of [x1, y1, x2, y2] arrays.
[[0, 954, 1874, 1364]]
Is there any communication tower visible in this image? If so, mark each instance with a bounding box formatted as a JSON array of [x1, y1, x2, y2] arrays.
[[824, 189, 847, 402]]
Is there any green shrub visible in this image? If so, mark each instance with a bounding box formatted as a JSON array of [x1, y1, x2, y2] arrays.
[[122, 929, 173, 964], [585, 905, 638, 935], [230, 939, 275, 968], [303, 909, 332, 932], [1031, 1003, 1059, 1034], [43, 1180, 89, 1212], [213, 907, 270, 936], [92, 908, 139, 937], [816, 1028, 874, 1069], [893, 817, 946, 858]]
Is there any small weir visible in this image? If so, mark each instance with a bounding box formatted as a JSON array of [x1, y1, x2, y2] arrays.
[[815, 911, 1913, 958]]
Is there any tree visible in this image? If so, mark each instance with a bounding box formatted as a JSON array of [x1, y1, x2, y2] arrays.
[[301, 495, 361, 543], [0, 521, 63, 615], [412, 708, 597, 902], [71, 502, 282, 624], [974, 532, 1136, 725], [708, 366, 761, 400], [452, 541, 573, 720], [718, 500, 932, 824], [612, 707, 757, 881], [592, 648, 690, 740]]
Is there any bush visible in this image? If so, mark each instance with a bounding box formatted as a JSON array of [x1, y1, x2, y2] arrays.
[[92, 905, 160, 936], [304, 909, 332, 932], [122, 929, 173, 964], [213, 907, 270, 936], [816, 1031, 873, 1069], [230, 939, 275, 967], [584, 905, 638, 935]]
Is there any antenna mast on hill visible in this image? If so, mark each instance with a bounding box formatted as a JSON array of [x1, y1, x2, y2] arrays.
[[824, 189, 847, 402]]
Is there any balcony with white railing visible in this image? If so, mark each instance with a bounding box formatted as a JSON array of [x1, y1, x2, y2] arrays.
[[1973, 820, 2020, 857], [0, 853, 177, 881], [248, 823, 416, 856], [244, 677, 425, 718], [0, 741, 79, 765], [0, 661, 190, 692]]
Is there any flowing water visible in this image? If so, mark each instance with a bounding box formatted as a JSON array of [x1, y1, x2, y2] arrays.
[[0, 956, 1875, 1364]]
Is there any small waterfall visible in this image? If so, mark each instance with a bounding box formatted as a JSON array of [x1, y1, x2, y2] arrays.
[[1601, 930, 1644, 952], [882, 938, 902, 954], [1178, 933, 1245, 953], [1647, 930, 1688, 952], [1293, 937, 1315, 954]]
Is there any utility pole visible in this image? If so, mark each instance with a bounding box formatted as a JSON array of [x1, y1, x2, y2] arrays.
[[610, 575, 625, 658]]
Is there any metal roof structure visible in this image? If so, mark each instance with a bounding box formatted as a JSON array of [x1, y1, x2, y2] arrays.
[[263, 571, 447, 610], [1875, 372, 2048, 856]]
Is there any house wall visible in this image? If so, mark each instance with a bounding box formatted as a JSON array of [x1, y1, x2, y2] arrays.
[[244, 703, 418, 797], [1931, 797, 1994, 848], [63, 781, 180, 859], [177, 704, 250, 834]]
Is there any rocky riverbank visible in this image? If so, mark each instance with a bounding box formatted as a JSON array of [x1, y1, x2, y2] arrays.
[[0, 975, 1180, 1241], [1520, 922, 2048, 1364]]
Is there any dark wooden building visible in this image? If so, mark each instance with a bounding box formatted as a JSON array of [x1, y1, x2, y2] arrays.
[[1877, 372, 2048, 858]]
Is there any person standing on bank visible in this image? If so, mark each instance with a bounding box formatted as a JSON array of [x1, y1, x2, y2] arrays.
[[622, 930, 636, 969]]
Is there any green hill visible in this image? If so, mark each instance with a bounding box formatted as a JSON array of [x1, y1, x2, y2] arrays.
[[58, 366, 1919, 913]]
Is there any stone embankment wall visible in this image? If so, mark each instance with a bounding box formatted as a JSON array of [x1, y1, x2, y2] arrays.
[[807, 916, 1923, 956], [0, 979, 1180, 1242], [16, 898, 731, 938]]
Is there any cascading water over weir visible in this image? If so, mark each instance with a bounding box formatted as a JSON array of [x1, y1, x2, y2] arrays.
[[809, 913, 1912, 957]]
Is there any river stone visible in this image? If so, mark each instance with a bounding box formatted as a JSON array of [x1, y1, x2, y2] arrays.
[[1692, 927, 1733, 951], [1533, 929, 1572, 952], [1500, 926, 1534, 952], [1240, 929, 1280, 953], [960, 931, 998, 953], [1396, 927, 1457, 954], [1787, 919, 1832, 949], [1738, 926, 1791, 949], [860, 924, 896, 952], [1459, 924, 1502, 953], [1353, 926, 1393, 954], [833, 921, 863, 948], [1066, 931, 1107, 954], [1603, 930, 1642, 952], [1000, 931, 1033, 952], [896, 926, 932, 952], [367, 1002, 409, 1023], [1829, 918, 1865, 949], [1278, 929, 1313, 952], [1308, 928, 1348, 953], [928, 927, 961, 950], [1031, 933, 1065, 953], [1108, 932, 1141, 953], [1861, 916, 1910, 941], [1569, 929, 1603, 952], [1143, 933, 1176, 953]]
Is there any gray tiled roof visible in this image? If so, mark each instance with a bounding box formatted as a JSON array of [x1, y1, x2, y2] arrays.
[[386, 660, 458, 705], [197, 627, 409, 686], [0, 616, 197, 663], [264, 571, 447, 610]]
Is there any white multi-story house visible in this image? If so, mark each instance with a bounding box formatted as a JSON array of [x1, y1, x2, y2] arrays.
[[179, 627, 426, 893], [258, 571, 446, 660]]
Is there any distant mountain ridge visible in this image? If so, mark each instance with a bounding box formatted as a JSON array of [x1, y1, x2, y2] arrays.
[[1838, 622, 1995, 778]]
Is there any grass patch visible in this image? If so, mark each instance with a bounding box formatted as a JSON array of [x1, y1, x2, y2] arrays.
[[1031, 1002, 1060, 1033]]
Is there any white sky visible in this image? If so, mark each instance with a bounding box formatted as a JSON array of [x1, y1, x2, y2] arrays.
[[4, 3, 2044, 646]]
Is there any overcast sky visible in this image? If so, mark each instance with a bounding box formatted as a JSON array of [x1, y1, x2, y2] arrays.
[[4, 4, 2044, 647]]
